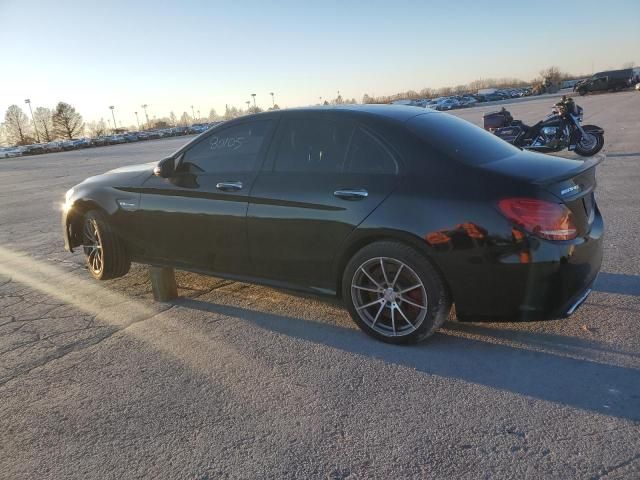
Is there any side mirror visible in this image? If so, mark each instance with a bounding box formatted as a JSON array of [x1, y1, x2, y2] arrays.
[[154, 156, 175, 178]]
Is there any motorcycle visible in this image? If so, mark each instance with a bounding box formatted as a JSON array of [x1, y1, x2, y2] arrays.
[[483, 96, 604, 156]]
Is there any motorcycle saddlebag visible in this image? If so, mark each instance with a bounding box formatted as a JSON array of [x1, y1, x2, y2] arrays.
[[483, 110, 513, 131], [492, 125, 524, 144]]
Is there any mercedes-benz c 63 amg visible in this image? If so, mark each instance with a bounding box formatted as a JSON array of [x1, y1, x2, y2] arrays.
[[62, 105, 603, 343]]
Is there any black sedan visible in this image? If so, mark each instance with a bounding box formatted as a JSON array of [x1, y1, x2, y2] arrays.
[[62, 105, 603, 343]]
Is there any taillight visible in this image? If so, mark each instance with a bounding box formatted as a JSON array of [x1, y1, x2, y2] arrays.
[[498, 198, 577, 241]]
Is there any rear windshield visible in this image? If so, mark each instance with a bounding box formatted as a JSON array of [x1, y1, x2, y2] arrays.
[[406, 113, 519, 165]]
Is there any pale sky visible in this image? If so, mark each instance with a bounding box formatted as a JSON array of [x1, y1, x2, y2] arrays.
[[1, 0, 638, 126]]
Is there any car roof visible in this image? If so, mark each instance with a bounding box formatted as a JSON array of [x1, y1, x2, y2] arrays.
[[257, 104, 437, 123]]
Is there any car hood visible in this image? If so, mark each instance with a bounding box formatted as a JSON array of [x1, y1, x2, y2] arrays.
[[105, 161, 157, 175], [74, 161, 156, 191]]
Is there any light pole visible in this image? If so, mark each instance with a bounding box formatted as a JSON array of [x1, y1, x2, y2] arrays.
[[319, 96, 322, 105], [141, 104, 149, 128], [24, 99, 40, 142], [251, 93, 256, 108], [134, 111, 140, 130], [197, 110, 200, 121], [109, 106, 117, 133], [190, 105, 195, 121], [270, 92, 274, 108], [245, 101, 250, 111]]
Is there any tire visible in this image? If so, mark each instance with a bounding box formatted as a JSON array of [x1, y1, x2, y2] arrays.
[[342, 241, 451, 344], [575, 132, 604, 157], [82, 210, 131, 280]]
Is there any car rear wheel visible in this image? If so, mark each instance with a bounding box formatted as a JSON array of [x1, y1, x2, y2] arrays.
[[342, 241, 451, 344], [82, 210, 130, 280]]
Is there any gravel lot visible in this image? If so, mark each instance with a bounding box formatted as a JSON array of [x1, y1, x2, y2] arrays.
[[1, 91, 639, 479]]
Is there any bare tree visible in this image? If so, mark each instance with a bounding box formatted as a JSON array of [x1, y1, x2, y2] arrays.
[[87, 119, 108, 137], [0, 124, 9, 146], [539, 66, 564, 84], [622, 61, 636, 69], [180, 112, 191, 126], [3, 105, 33, 145], [223, 105, 241, 120], [208, 108, 218, 121], [52, 102, 84, 139], [419, 88, 435, 98], [169, 111, 178, 126], [33, 107, 54, 142]]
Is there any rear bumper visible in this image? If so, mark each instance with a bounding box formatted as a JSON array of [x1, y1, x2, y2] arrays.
[[453, 212, 604, 322], [561, 283, 594, 317]]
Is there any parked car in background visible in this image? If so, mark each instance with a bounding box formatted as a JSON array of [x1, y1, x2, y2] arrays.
[[145, 131, 161, 139], [157, 129, 174, 137], [429, 98, 460, 111], [562, 79, 584, 90], [483, 93, 505, 102], [172, 126, 190, 136], [574, 69, 634, 95], [455, 95, 478, 108], [0, 146, 24, 158], [61, 139, 77, 150], [44, 141, 63, 153], [124, 132, 140, 142], [106, 134, 126, 145], [22, 144, 46, 155], [188, 123, 211, 134], [73, 138, 92, 148], [91, 136, 108, 147]]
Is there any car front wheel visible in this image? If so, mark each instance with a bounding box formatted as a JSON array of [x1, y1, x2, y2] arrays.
[[342, 241, 451, 344], [82, 210, 131, 280]]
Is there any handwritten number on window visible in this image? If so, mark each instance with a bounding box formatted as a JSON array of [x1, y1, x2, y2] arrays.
[[209, 136, 245, 151]]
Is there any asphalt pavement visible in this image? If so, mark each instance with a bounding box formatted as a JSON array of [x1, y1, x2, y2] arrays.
[[1, 91, 639, 479]]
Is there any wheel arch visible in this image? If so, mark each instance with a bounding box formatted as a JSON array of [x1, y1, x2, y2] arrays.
[[334, 230, 453, 301], [66, 199, 109, 250]]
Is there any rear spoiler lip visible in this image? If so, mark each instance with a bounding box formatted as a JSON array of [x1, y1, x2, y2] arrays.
[[531, 153, 605, 185]]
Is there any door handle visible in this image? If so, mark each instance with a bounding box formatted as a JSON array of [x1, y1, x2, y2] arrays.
[[333, 188, 369, 200], [216, 181, 243, 192]]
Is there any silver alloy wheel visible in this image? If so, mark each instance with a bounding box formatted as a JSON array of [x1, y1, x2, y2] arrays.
[[578, 132, 597, 151], [351, 257, 428, 337], [82, 218, 103, 275]]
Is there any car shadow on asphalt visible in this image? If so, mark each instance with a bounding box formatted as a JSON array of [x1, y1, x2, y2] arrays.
[[595, 272, 640, 296], [442, 322, 640, 359], [606, 152, 640, 158], [178, 298, 640, 422]]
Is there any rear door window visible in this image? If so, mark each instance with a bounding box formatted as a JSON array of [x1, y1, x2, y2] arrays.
[[346, 128, 398, 174], [273, 118, 352, 173]]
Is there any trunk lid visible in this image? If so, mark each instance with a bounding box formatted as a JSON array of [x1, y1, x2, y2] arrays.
[[540, 159, 600, 237], [479, 151, 603, 236]]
